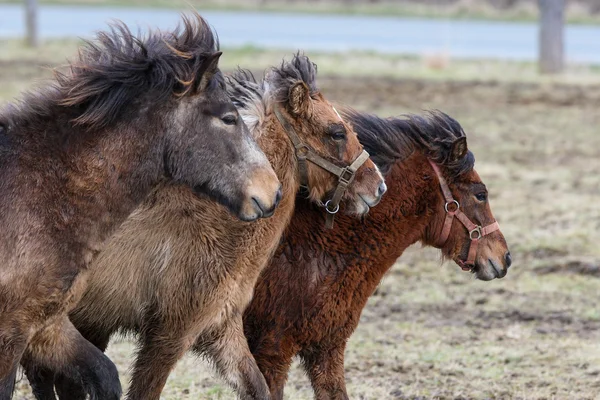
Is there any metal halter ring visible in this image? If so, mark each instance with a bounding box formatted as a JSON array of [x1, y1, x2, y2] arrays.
[[469, 226, 482, 240], [444, 200, 460, 213], [324, 200, 340, 214]]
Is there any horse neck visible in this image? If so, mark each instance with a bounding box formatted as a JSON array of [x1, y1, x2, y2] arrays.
[[90, 122, 165, 205], [31, 115, 165, 239], [281, 151, 440, 300], [218, 112, 301, 289], [256, 113, 302, 211]]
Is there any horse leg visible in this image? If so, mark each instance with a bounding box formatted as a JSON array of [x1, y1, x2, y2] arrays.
[[0, 364, 19, 400], [53, 328, 112, 400], [21, 316, 121, 400], [125, 323, 193, 400], [249, 340, 295, 400], [23, 363, 56, 400], [260, 361, 291, 400], [22, 331, 110, 400], [200, 315, 270, 400], [300, 343, 349, 400], [0, 317, 29, 400]]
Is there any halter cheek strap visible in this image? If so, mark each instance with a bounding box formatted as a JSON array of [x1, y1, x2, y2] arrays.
[[429, 160, 500, 270], [274, 106, 370, 229]]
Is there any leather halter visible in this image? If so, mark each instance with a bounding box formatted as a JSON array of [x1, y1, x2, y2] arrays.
[[274, 106, 370, 229], [429, 160, 500, 271]]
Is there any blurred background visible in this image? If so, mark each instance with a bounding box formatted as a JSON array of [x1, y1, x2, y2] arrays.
[[2, 0, 600, 399]]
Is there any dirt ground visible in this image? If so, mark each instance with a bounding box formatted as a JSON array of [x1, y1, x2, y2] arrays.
[[2, 44, 600, 399]]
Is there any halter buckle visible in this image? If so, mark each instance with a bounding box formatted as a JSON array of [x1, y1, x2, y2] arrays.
[[324, 200, 340, 214], [444, 200, 459, 213], [296, 144, 310, 159], [469, 226, 482, 240], [339, 167, 354, 185]]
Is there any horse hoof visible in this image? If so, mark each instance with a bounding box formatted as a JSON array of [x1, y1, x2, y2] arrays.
[[82, 354, 122, 400]]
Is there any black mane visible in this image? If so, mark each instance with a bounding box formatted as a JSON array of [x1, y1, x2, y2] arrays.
[[1, 12, 221, 131], [341, 109, 475, 179], [266, 52, 319, 105]]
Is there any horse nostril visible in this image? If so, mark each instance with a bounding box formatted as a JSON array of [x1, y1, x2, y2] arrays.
[[378, 182, 387, 197], [251, 197, 265, 217], [505, 251, 512, 269], [273, 186, 283, 208]]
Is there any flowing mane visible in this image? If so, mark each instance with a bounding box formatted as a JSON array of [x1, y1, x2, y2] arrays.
[[226, 53, 319, 134], [341, 109, 475, 179], [0, 12, 222, 131], [266, 52, 319, 105], [226, 69, 265, 134]]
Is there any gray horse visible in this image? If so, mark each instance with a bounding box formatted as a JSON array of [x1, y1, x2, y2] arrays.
[[0, 13, 280, 400]]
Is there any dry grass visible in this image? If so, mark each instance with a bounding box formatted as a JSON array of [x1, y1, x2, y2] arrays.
[[3, 39, 600, 103], [3, 40, 600, 399]]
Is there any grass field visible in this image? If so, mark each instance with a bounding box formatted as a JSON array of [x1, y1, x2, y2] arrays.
[[2, 40, 600, 399]]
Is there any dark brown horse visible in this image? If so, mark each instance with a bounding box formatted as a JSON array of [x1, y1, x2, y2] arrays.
[[30, 56, 385, 400], [0, 14, 280, 400], [242, 110, 512, 400]]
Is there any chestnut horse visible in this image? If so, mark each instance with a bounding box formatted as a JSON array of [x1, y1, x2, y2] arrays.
[[0, 14, 280, 400], [30, 56, 385, 400], [242, 110, 512, 399]]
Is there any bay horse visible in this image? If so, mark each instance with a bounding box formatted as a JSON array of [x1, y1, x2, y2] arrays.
[[30, 56, 386, 400], [241, 110, 512, 399], [0, 14, 281, 400]]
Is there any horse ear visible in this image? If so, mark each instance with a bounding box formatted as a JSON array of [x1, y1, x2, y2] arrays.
[[288, 81, 310, 116], [197, 51, 223, 92], [450, 137, 468, 161]]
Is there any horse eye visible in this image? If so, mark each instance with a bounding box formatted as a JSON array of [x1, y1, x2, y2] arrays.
[[330, 130, 346, 141], [221, 115, 237, 125], [332, 133, 346, 141], [328, 124, 347, 141], [475, 192, 487, 202]]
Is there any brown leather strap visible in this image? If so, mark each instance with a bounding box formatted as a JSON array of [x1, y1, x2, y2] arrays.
[[482, 221, 500, 236], [428, 160, 500, 269], [274, 107, 310, 188], [461, 220, 500, 266], [274, 107, 365, 187], [305, 152, 346, 177], [324, 150, 370, 229], [430, 162, 456, 246], [274, 106, 370, 229], [465, 239, 479, 266], [438, 209, 455, 247], [455, 210, 479, 232], [429, 162, 454, 204]]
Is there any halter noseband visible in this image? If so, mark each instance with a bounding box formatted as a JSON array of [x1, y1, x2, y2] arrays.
[[274, 106, 370, 229], [429, 160, 500, 271]]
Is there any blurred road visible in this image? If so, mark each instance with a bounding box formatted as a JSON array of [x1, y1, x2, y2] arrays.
[[1, 4, 599, 63]]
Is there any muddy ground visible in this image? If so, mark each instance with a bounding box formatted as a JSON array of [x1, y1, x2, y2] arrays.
[[3, 49, 600, 399]]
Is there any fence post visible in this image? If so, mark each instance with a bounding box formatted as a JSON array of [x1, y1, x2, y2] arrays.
[[25, 0, 39, 47], [538, 0, 564, 74]]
